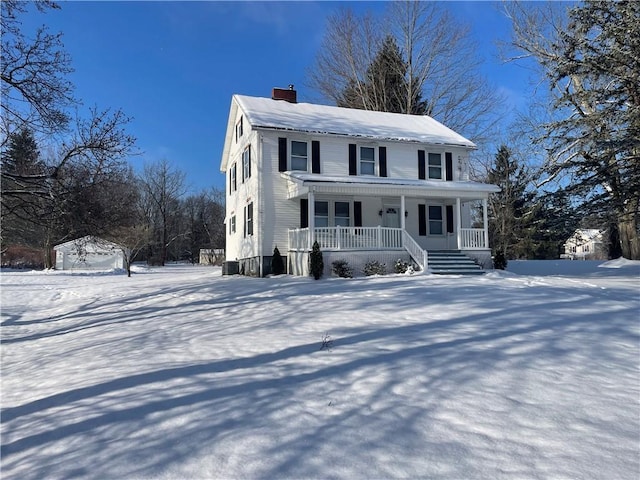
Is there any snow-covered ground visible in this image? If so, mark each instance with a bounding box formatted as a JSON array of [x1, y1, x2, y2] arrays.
[[1, 259, 639, 479]]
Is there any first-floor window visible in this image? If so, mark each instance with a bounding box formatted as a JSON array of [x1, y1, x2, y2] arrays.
[[315, 201, 329, 227], [334, 201, 350, 226], [230, 215, 236, 234], [245, 202, 253, 237], [428, 205, 443, 235]]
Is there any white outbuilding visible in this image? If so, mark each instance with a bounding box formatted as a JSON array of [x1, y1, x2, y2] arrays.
[[54, 236, 125, 270]]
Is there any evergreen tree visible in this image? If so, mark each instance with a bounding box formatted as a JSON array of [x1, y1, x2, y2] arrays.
[[309, 241, 324, 280], [271, 246, 284, 275], [338, 35, 427, 115], [486, 145, 534, 259], [508, 1, 640, 259]]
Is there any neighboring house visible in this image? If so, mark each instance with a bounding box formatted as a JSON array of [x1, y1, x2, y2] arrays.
[[561, 229, 605, 260], [220, 87, 500, 276], [54, 236, 125, 270]]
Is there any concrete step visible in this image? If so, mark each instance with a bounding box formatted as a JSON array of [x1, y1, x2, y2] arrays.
[[427, 250, 485, 275]]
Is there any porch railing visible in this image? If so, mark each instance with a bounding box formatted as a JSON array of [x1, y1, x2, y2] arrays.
[[460, 228, 486, 249], [402, 230, 428, 271], [289, 226, 404, 251]]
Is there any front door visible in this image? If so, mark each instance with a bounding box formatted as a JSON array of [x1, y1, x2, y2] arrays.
[[382, 206, 401, 228]]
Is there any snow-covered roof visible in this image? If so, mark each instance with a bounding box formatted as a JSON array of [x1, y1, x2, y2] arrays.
[[567, 229, 604, 242], [235, 95, 476, 148], [220, 95, 477, 170], [54, 235, 121, 252]]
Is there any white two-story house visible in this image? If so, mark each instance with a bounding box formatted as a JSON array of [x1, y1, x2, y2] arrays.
[[220, 87, 500, 276]]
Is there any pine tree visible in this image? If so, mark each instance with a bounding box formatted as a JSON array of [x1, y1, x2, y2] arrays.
[[508, 1, 640, 259], [338, 35, 427, 115], [486, 145, 534, 259], [271, 246, 284, 275]]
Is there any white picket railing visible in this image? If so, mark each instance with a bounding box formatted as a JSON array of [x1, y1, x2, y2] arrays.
[[460, 228, 486, 249], [289, 226, 429, 271]]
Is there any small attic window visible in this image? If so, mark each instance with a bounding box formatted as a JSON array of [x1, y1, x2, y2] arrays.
[[235, 116, 243, 143]]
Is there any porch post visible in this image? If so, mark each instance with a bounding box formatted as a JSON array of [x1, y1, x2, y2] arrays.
[[456, 197, 462, 250], [400, 195, 406, 230], [308, 189, 315, 250], [483, 198, 489, 249]]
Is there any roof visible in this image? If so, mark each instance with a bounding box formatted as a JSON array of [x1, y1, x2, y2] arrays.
[[221, 94, 476, 171], [567, 229, 604, 242], [54, 235, 122, 252], [283, 171, 500, 200]]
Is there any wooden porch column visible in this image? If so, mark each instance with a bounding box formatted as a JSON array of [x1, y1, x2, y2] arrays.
[[456, 197, 462, 250], [483, 198, 489, 249], [400, 195, 406, 230], [308, 189, 315, 250]]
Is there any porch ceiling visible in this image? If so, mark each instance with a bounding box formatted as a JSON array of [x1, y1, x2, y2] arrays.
[[283, 171, 500, 200]]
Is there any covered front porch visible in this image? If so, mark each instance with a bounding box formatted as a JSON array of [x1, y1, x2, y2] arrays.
[[283, 172, 497, 273]]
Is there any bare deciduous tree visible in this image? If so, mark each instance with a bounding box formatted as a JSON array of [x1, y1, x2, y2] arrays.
[[307, 1, 503, 143]]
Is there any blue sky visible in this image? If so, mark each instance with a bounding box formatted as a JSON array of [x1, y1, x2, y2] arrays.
[[21, 1, 531, 194]]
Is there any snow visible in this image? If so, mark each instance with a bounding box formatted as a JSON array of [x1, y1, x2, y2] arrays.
[[235, 95, 477, 148], [284, 171, 500, 193], [1, 259, 639, 479]]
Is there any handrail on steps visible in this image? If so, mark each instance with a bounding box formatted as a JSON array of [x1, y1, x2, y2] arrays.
[[402, 230, 428, 272]]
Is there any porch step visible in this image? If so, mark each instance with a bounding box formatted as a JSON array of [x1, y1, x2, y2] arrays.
[[427, 250, 485, 275]]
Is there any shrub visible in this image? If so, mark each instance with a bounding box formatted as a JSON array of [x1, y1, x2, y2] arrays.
[[394, 258, 410, 274], [363, 259, 386, 276], [271, 246, 285, 275], [309, 241, 324, 280], [493, 251, 508, 270], [332, 259, 353, 278]]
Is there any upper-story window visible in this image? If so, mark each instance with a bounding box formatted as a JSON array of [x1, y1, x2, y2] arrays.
[[242, 146, 251, 181], [291, 141, 308, 171], [360, 146, 375, 175], [230, 163, 237, 193], [428, 153, 442, 179], [235, 116, 243, 142]]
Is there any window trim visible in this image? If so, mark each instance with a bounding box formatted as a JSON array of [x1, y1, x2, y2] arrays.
[[290, 139, 309, 172], [242, 146, 251, 182], [314, 198, 352, 227], [235, 116, 243, 142], [359, 145, 376, 176], [428, 204, 444, 235], [428, 153, 442, 180], [245, 202, 254, 237], [230, 163, 237, 193], [230, 214, 236, 234]]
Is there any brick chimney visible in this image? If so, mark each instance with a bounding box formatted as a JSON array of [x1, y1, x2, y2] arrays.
[[272, 85, 297, 103]]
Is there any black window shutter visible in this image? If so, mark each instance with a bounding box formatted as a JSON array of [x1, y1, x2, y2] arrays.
[[446, 205, 454, 233], [248, 202, 253, 235], [278, 137, 287, 172], [243, 205, 247, 238], [418, 150, 426, 180], [233, 164, 236, 191], [354, 201, 362, 227], [418, 204, 426, 236], [445, 152, 453, 181], [300, 199, 308, 228], [379, 146, 387, 177], [312, 140, 321, 174], [248, 146, 252, 178], [349, 144, 357, 176]]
